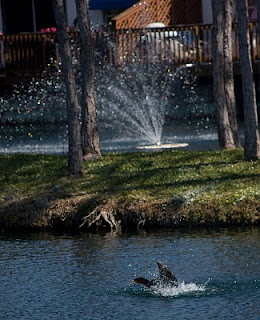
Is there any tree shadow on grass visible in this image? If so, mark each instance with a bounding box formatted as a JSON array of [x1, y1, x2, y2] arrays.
[[0, 149, 258, 232], [80, 149, 257, 197]]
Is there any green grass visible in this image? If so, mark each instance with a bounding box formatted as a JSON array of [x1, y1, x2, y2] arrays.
[[0, 149, 259, 230], [0, 149, 259, 203]]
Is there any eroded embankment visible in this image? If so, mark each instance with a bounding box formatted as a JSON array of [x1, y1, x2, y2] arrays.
[[0, 194, 259, 233]]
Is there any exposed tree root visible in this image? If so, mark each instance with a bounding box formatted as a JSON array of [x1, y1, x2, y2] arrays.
[[79, 204, 120, 232]]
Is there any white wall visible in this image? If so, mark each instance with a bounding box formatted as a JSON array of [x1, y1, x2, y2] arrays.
[[202, 0, 212, 24], [65, 0, 77, 27], [65, 0, 104, 29], [89, 10, 104, 29]]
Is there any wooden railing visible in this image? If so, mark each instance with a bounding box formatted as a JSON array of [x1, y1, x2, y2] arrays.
[[0, 33, 52, 73], [96, 22, 260, 65], [0, 32, 79, 74], [0, 23, 260, 74]]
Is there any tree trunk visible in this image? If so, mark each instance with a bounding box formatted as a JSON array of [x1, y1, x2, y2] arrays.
[[53, 0, 84, 176], [212, 0, 240, 149], [237, 0, 260, 160], [257, 0, 260, 31], [223, 0, 240, 147], [75, 0, 101, 160]]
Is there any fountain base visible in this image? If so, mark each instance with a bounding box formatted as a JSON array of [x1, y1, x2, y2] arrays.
[[136, 143, 189, 150]]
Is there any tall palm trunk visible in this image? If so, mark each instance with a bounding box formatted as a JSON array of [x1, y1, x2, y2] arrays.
[[237, 0, 260, 160], [212, 0, 240, 149], [53, 0, 83, 176], [75, 0, 101, 160]]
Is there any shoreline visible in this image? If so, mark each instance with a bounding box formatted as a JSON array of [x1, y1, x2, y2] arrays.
[[0, 193, 259, 233], [0, 197, 259, 234]]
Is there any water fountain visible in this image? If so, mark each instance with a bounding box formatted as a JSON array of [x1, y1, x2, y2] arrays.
[[95, 63, 214, 151], [96, 64, 173, 149], [0, 55, 216, 154]]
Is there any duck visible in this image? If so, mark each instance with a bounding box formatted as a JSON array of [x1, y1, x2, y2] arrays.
[[131, 261, 178, 288]]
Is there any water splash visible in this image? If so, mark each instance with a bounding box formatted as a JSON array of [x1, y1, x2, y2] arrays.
[[150, 281, 207, 297], [126, 280, 209, 298]]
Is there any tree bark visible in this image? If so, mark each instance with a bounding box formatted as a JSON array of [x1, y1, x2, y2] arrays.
[[53, 0, 84, 176], [75, 0, 101, 160], [212, 0, 240, 149], [257, 0, 260, 31], [237, 0, 260, 160]]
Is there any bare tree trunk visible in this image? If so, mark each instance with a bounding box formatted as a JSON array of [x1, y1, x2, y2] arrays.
[[237, 0, 260, 160], [75, 0, 101, 160], [256, 0, 260, 114], [53, 0, 84, 176], [223, 0, 240, 147], [212, 0, 240, 149], [257, 0, 260, 30]]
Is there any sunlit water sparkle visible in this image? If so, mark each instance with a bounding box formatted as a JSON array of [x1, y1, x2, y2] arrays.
[[0, 63, 218, 154], [0, 228, 259, 319]]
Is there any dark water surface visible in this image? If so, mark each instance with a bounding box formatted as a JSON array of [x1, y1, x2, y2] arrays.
[[0, 228, 259, 320], [0, 120, 220, 154]]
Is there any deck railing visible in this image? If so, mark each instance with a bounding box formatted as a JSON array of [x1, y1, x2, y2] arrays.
[[0, 33, 52, 73], [0, 22, 260, 74]]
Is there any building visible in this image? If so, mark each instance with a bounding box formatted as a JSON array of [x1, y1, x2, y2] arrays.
[[0, 0, 138, 33], [0, 0, 259, 88], [0, 0, 258, 35]]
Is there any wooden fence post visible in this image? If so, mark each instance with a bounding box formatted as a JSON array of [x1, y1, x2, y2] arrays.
[[194, 26, 202, 64]]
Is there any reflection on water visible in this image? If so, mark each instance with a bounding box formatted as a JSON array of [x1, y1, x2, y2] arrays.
[[0, 228, 259, 320]]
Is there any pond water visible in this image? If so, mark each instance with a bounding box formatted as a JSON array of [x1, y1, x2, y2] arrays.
[[0, 119, 221, 154], [0, 228, 259, 320]]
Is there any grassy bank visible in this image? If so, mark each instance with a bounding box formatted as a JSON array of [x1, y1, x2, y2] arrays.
[[0, 149, 259, 232]]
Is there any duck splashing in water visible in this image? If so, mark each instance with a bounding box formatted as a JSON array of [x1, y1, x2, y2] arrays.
[[131, 261, 178, 288]]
